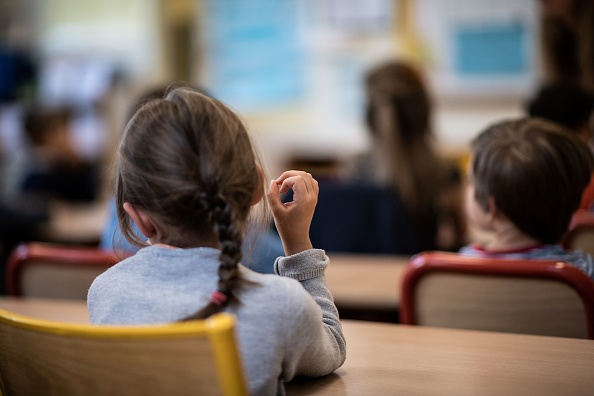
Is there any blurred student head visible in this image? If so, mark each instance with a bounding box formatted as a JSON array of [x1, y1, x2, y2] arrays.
[[538, 0, 594, 89], [468, 118, 593, 244], [365, 61, 431, 143], [23, 105, 73, 148], [527, 83, 594, 142]]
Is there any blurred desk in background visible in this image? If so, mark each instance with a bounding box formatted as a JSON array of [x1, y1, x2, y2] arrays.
[[326, 254, 408, 323], [0, 296, 90, 323], [1, 253, 409, 325], [0, 253, 409, 324], [37, 199, 109, 245]]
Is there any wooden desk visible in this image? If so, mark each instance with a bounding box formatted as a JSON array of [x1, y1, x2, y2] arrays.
[[325, 254, 408, 322], [2, 297, 593, 395], [38, 200, 109, 245], [286, 320, 594, 396]]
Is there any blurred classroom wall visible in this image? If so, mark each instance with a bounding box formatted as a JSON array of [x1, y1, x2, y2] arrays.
[[1, 0, 537, 183], [195, 0, 535, 177]]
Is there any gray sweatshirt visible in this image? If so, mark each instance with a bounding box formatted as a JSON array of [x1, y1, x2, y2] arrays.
[[87, 246, 346, 395]]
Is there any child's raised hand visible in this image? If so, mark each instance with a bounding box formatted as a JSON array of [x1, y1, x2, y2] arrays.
[[266, 170, 318, 256]]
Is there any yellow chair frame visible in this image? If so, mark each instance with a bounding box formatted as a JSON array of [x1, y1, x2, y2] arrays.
[[0, 310, 248, 396]]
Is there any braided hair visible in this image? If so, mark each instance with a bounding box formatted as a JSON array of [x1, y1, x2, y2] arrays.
[[183, 193, 245, 320], [116, 86, 263, 320]]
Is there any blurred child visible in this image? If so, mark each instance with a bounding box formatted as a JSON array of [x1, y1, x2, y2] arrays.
[[348, 61, 466, 251], [460, 118, 594, 281], [87, 86, 346, 395], [21, 105, 98, 202]]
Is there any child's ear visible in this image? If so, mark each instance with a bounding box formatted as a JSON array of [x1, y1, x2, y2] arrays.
[[250, 164, 265, 206], [123, 202, 157, 239], [486, 197, 499, 222]]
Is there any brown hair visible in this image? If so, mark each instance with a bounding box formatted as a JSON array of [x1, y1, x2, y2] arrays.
[[23, 105, 72, 146], [541, 0, 594, 90], [364, 61, 444, 221], [471, 118, 594, 244], [526, 83, 594, 132], [116, 86, 263, 320]]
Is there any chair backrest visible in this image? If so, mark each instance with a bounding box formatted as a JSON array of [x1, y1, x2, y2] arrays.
[[6, 242, 120, 300], [400, 251, 594, 339], [0, 310, 248, 396], [562, 209, 594, 256]]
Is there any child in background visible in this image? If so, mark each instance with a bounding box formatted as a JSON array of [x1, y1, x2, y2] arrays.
[[21, 105, 98, 202], [349, 61, 466, 251], [460, 118, 594, 281], [87, 86, 346, 395]]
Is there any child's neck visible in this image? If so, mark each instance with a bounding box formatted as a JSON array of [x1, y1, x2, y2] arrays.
[[148, 237, 220, 250], [481, 222, 542, 251]]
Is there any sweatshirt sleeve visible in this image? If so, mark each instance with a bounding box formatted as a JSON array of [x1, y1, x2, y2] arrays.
[[274, 249, 347, 380]]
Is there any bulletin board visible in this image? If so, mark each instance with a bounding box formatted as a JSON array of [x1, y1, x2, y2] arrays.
[[415, 0, 540, 100], [198, 0, 305, 112], [197, 0, 395, 116]]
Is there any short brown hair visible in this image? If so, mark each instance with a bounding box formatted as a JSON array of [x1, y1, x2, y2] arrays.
[[471, 118, 594, 244], [116, 86, 262, 319]]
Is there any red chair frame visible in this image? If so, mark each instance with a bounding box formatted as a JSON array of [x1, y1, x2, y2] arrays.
[[5, 242, 121, 297], [400, 251, 594, 339], [562, 209, 594, 250]]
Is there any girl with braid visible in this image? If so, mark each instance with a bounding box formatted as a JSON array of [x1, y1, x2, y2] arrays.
[[87, 86, 346, 395]]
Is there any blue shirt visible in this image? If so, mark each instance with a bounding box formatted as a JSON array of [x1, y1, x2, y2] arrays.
[[459, 243, 594, 281]]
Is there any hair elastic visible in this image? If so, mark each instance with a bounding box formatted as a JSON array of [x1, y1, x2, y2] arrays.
[[210, 290, 228, 306]]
